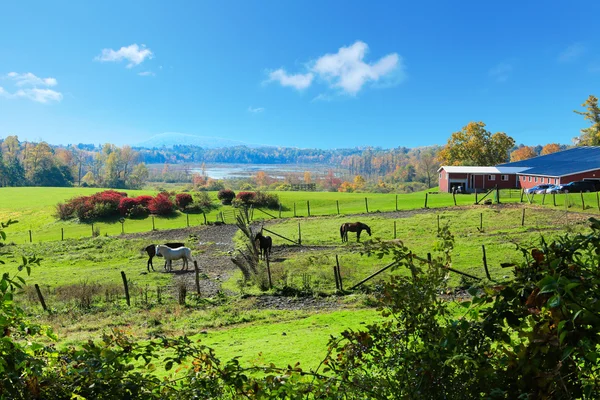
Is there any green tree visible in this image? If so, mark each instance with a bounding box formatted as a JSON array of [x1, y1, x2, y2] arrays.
[[574, 95, 600, 145], [438, 121, 515, 166]]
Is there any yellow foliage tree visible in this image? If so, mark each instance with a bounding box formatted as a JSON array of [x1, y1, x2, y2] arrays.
[[303, 171, 312, 184], [541, 143, 561, 155], [338, 181, 354, 192], [438, 121, 515, 166], [574, 95, 600, 146], [353, 175, 366, 190], [510, 146, 537, 162], [254, 171, 269, 187]]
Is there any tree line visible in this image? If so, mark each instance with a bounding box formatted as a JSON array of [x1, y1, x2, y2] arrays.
[[0, 137, 149, 189]]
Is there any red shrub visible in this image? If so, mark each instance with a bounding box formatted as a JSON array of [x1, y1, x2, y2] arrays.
[[236, 191, 256, 204], [118, 197, 140, 216], [148, 192, 175, 216], [135, 195, 154, 207], [175, 193, 193, 210]]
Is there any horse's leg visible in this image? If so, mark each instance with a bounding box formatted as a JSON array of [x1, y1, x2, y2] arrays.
[[357, 230, 361, 242]]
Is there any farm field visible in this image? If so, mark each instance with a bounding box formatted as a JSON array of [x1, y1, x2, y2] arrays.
[[1, 186, 599, 371]]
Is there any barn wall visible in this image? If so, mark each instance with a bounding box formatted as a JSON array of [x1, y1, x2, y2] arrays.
[[560, 170, 600, 184]]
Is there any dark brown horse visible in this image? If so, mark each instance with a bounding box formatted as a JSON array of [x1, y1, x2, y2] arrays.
[[144, 242, 185, 271], [255, 232, 272, 260], [340, 222, 371, 242]]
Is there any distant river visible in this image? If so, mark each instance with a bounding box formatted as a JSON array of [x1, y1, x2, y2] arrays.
[[189, 163, 336, 180]]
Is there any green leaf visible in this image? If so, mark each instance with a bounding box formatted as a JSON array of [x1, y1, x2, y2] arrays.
[[165, 361, 173, 371], [547, 295, 561, 308]]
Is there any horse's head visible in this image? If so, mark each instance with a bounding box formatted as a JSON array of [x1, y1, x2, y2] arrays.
[[155, 245, 161, 256], [365, 225, 372, 236]]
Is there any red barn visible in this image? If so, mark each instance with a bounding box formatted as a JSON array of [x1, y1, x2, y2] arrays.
[[438, 146, 600, 193]]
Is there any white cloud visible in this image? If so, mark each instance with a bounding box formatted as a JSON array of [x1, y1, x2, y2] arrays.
[[268, 69, 314, 90], [312, 41, 401, 95], [14, 88, 63, 103], [266, 41, 402, 95], [1, 72, 62, 103], [138, 71, 156, 77], [488, 62, 513, 82], [7, 72, 58, 87], [95, 44, 153, 68], [248, 106, 265, 113], [558, 43, 585, 63]]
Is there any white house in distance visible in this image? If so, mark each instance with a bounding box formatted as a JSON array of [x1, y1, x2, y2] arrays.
[[438, 146, 600, 193]]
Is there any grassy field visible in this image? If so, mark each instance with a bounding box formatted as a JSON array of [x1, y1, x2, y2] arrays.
[[1, 186, 598, 371]]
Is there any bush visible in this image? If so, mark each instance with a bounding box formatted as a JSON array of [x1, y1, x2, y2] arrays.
[[148, 192, 175, 216], [135, 195, 154, 207], [55, 202, 74, 220], [175, 193, 193, 210], [217, 189, 235, 205], [236, 191, 256, 204], [253, 191, 280, 209], [128, 204, 149, 218], [118, 197, 140, 216]]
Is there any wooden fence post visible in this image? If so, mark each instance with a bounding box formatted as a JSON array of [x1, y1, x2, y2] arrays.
[[542, 192, 546, 205], [266, 255, 272, 289], [475, 189, 478, 204], [34, 283, 48, 312], [91, 223, 94, 237], [294, 202, 297, 217], [521, 208, 525, 226], [395, 195, 398, 211], [336, 200, 340, 215], [29, 230, 32, 243], [553, 193, 556, 207], [61, 227, 64, 241], [121, 271, 130, 307], [194, 261, 201, 295], [394, 221, 397, 239], [452, 191, 457, 206], [480, 213, 483, 231], [424, 192, 428, 208], [520, 189, 524, 203], [581, 191, 585, 210], [336, 255, 343, 291], [333, 265, 340, 290], [152, 216, 155, 231], [597, 192, 600, 212], [496, 187, 500, 204], [187, 213, 190, 227], [437, 215, 440, 233], [482, 245, 491, 280], [298, 222, 302, 245], [307, 200, 311, 217], [365, 197, 369, 213]]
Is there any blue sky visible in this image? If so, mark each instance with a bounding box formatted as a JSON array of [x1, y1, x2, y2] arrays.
[[1, 1, 599, 149]]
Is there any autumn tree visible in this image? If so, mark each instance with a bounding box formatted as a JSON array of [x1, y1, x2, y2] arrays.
[[438, 121, 515, 166], [254, 171, 269, 187], [303, 171, 312, 184], [574, 95, 600, 145], [541, 143, 562, 155], [510, 146, 537, 162], [414, 147, 440, 188]]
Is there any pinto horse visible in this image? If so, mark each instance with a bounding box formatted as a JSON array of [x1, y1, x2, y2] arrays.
[[144, 242, 185, 272], [340, 222, 372, 243], [255, 231, 272, 260], [155, 245, 193, 272]]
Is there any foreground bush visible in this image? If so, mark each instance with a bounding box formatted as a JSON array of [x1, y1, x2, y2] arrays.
[[217, 188, 235, 205]]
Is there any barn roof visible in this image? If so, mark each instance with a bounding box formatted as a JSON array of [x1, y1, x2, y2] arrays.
[[438, 166, 529, 174], [498, 146, 600, 177]]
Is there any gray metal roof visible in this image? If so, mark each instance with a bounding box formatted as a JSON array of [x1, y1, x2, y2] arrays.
[[498, 146, 600, 177]]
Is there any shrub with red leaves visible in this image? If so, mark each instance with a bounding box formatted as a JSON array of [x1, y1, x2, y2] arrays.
[[118, 197, 140, 216], [148, 192, 175, 216], [175, 193, 193, 210], [135, 195, 154, 207], [236, 191, 256, 204]]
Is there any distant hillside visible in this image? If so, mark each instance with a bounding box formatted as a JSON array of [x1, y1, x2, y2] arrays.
[[135, 132, 264, 149]]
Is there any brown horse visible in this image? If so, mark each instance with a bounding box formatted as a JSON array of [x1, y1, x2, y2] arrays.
[[255, 231, 272, 260], [144, 242, 185, 271], [340, 222, 371, 242]]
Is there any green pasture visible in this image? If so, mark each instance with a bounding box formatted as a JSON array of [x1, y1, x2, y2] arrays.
[[0, 187, 223, 243]]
